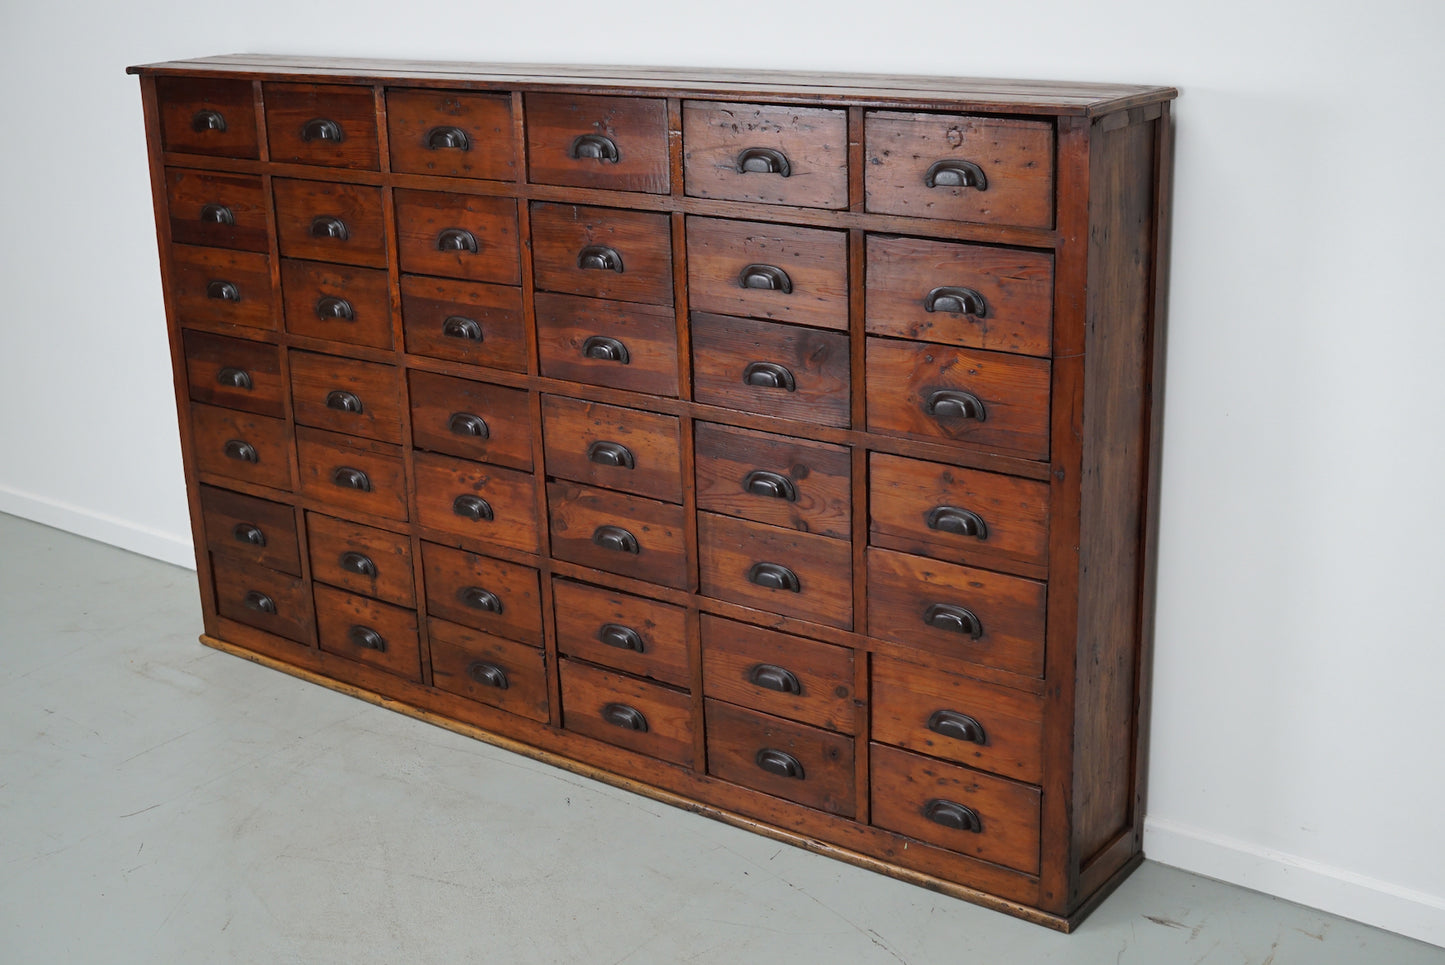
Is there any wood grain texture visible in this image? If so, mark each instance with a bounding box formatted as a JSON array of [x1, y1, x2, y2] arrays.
[[700, 614, 855, 733], [170, 245, 275, 331], [530, 202, 674, 305], [526, 93, 670, 194], [686, 217, 848, 330], [553, 578, 690, 689], [273, 178, 387, 266], [387, 88, 516, 180], [420, 540, 544, 644], [683, 101, 847, 209], [691, 313, 850, 428], [399, 274, 526, 371], [183, 330, 284, 416], [209, 554, 314, 644], [704, 699, 856, 817], [428, 617, 550, 722], [295, 426, 408, 520], [314, 584, 421, 680], [541, 394, 683, 503], [156, 76, 259, 158], [559, 658, 694, 765], [546, 481, 689, 590], [165, 168, 268, 250], [393, 189, 520, 284], [306, 511, 416, 606], [189, 402, 292, 491], [535, 293, 680, 397], [288, 350, 401, 443], [199, 485, 301, 575], [264, 82, 380, 170], [280, 259, 393, 349], [407, 369, 534, 469], [693, 422, 850, 539], [697, 512, 852, 631], [411, 451, 538, 552]]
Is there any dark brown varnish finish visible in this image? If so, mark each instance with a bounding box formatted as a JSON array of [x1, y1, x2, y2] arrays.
[[133, 56, 1174, 932]]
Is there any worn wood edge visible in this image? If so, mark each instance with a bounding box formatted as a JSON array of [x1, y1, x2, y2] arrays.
[[1064, 850, 1147, 933], [199, 632, 1070, 930]]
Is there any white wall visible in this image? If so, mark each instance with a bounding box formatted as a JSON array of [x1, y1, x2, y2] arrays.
[[3, 0, 1441, 945]]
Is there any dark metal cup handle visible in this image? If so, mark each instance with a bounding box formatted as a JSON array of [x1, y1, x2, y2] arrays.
[[425, 126, 471, 151], [924, 286, 988, 318], [441, 315, 483, 341], [349, 625, 386, 652], [739, 264, 793, 293], [581, 335, 629, 363], [749, 663, 801, 695], [309, 216, 349, 240], [460, 587, 503, 613], [592, 525, 640, 554], [926, 506, 988, 540], [924, 799, 982, 832], [742, 361, 796, 391], [223, 439, 257, 463], [325, 390, 363, 413], [206, 280, 240, 302], [301, 118, 344, 143], [199, 203, 235, 225], [927, 710, 987, 745], [926, 390, 987, 422], [924, 602, 983, 639], [467, 661, 509, 689], [232, 523, 266, 546], [602, 703, 647, 731], [242, 590, 275, 614], [339, 551, 376, 577], [755, 748, 804, 779], [192, 109, 227, 133], [453, 495, 493, 521], [436, 228, 478, 253], [448, 412, 489, 438], [315, 296, 354, 321], [216, 367, 252, 389], [747, 562, 800, 593], [577, 245, 624, 272], [571, 133, 620, 162], [586, 441, 635, 469], [742, 470, 796, 502], [924, 159, 988, 190], [599, 623, 645, 653], [331, 467, 371, 492], [736, 147, 791, 177]]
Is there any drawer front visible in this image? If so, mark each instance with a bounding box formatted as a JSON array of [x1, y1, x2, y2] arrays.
[[869, 453, 1050, 572], [865, 235, 1054, 357], [541, 395, 683, 503], [157, 77, 258, 159], [295, 426, 408, 521], [870, 743, 1041, 875], [200, 485, 301, 575], [697, 513, 852, 631], [686, 218, 848, 331], [704, 700, 855, 817], [314, 585, 421, 681], [525, 94, 669, 194], [691, 314, 850, 428], [693, 422, 850, 540], [531, 203, 673, 307], [386, 88, 516, 181], [871, 651, 1044, 784], [165, 168, 267, 251], [273, 179, 386, 267], [280, 260, 392, 350], [399, 274, 526, 372], [408, 370, 533, 471], [428, 618, 549, 722], [559, 659, 693, 766], [866, 547, 1046, 678], [864, 112, 1055, 229], [865, 338, 1050, 459], [170, 245, 274, 331], [682, 102, 847, 210], [183, 330, 284, 417], [264, 82, 380, 170], [547, 482, 689, 590], [306, 512, 415, 607], [289, 351, 401, 443], [535, 293, 679, 397], [552, 579, 689, 689], [412, 452, 538, 553], [421, 541, 543, 645], [394, 189, 520, 285], [210, 554, 313, 644], [190, 403, 292, 490], [700, 614, 854, 733]]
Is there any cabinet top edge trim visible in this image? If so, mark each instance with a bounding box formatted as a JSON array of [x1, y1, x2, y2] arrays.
[[128, 55, 1178, 117]]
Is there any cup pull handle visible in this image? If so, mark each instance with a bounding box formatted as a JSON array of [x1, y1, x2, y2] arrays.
[[452, 494, 493, 521], [592, 525, 640, 554], [206, 280, 240, 302], [748, 663, 801, 695], [586, 441, 635, 469], [924, 799, 982, 832], [339, 551, 376, 577], [924, 602, 983, 639], [754, 748, 804, 779], [349, 625, 386, 652], [924, 286, 988, 318], [747, 562, 800, 593], [192, 109, 227, 133], [223, 439, 258, 463], [742, 361, 796, 391], [467, 660, 509, 689], [735, 147, 791, 177], [599, 623, 645, 653], [742, 470, 796, 502], [924, 159, 987, 190], [925, 506, 988, 540], [460, 586, 503, 613], [426, 126, 471, 151], [577, 245, 624, 272], [570, 133, 620, 163], [242, 590, 275, 614], [215, 367, 252, 389], [926, 390, 986, 422], [325, 390, 364, 414], [442, 315, 483, 341], [331, 466, 371, 492], [581, 335, 629, 363], [199, 203, 235, 225], [309, 215, 349, 241], [738, 264, 793, 294], [315, 296, 354, 321], [301, 118, 344, 143], [927, 710, 987, 745], [602, 703, 647, 731], [448, 412, 489, 438], [232, 523, 266, 547], [436, 228, 478, 253]]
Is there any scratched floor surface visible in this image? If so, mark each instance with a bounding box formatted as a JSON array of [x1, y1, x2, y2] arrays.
[[2, 512, 1441, 965]]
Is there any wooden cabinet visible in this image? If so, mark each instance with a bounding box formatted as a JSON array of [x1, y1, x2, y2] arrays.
[[130, 55, 1175, 931]]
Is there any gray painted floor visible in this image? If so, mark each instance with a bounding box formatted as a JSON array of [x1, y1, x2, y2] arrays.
[[2, 512, 1440, 965]]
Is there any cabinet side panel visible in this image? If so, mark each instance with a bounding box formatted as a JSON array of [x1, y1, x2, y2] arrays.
[[1074, 114, 1158, 870]]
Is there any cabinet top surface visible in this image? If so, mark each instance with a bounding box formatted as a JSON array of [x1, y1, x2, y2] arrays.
[[127, 54, 1177, 117]]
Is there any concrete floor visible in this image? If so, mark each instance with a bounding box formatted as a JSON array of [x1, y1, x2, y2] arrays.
[[1, 512, 1440, 965]]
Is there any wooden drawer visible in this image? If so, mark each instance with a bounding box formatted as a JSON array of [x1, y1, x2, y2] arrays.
[[870, 743, 1041, 875], [273, 179, 386, 268], [295, 426, 408, 522], [704, 699, 855, 817], [428, 618, 549, 722], [408, 370, 533, 471], [264, 82, 380, 170], [682, 102, 847, 210], [872, 651, 1044, 785], [394, 189, 520, 285], [165, 168, 267, 251], [289, 351, 401, 443], [700, 614, 854, 733], [156, 77, 258, 158], [170, 245, 273, 331], [560, 659, 693, 766], [190, 403, 291, 490], [200, 485, 300, 575], [535, 294, 679, 397], [280, 260, 392, 350], [525, 93, 669, 194], [864, 111, 1054, 229], [541, 395, 682, 503], [865, 235, 1054, 357], [306, 512, 415, 607], [552, 579, 689, 689], [866, 547, 1046, 678], [183, 330, 283, 417], [421, 541, 542, 645], [412, 452, 538, 553], [547, 482, 688, 590], [693, 423, 850, 539], [691, 314, 850, 428], [869, 453, 1050, 574], [399, 274, 526, 372], [210, 554, 313, 645], [697, 513, 851, 631], [865, 337, 1050, 459], [386, 88, 516, 181], [314, 584, 421, 681], [686, 218, 847, 330], [530, 203, 673, 307]]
